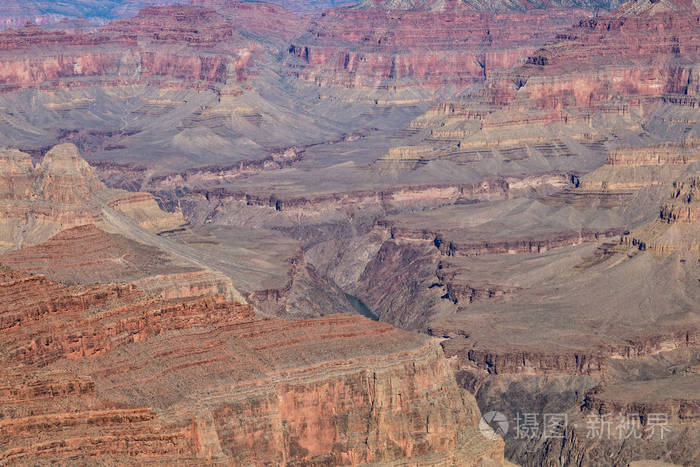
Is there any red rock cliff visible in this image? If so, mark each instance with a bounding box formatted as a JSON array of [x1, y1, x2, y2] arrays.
[[0, 265, 505, 465]]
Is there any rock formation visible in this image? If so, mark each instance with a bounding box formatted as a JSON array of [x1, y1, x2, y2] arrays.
[[0, 265, 504, 465], [0, 6, 266, 92], [286, 5, 590, 89], [485, 0, 700, 112], [0, 0, 590, 96], [0, 142, 509, 465], [0, 0, 698, 465], [0, 144, 183, 253]]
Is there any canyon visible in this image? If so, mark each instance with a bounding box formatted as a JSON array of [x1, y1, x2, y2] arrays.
[[0, 266, 503, 465], [0, 0, 698, 465], [0, 144, 507, 465]]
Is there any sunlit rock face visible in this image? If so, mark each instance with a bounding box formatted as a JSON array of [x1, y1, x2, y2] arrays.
[[0, 263, 503, 465]]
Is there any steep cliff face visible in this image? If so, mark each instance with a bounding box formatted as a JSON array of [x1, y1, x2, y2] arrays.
[[0, 7, 262, 91], [485, 0, 700, 111], [286, 5, 590, 89], [0, 264, 505, 465]]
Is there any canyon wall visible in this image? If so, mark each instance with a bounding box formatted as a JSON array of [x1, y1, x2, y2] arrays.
[[286, 6, 590, 89], [0, 142, 509, 465], [0, 262, 505, 465], [0, 1, 590, 95], [485, 0, 700, 112], [0, 6, 263, 92]]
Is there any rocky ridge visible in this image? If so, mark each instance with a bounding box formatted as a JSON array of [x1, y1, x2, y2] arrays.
[[0, 144, 183, 254]]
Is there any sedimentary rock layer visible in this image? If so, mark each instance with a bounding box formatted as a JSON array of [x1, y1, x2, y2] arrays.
[[0, 6, 262, 91], [0, 265, 503, 465], [486, 0, 700, 111], [0, 0, 589, 95], [0, 144, 183, 252], [286, 5, 590, 89]]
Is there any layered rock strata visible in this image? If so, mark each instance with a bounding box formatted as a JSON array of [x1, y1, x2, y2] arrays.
[[286, 5, 590, 89], [485, 0, 700, 112], [0, 142, 507, 465], [0, 144, 183, 253], [0, 264, 505, 465], [0, 6, 262, 92]]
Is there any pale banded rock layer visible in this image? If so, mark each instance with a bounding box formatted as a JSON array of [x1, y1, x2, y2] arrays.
[[0, 144, 183, 254]]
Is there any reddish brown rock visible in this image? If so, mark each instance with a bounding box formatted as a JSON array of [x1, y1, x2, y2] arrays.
[[486, 0, 700, 111], [0, 6, 264, 92], [0, 224, 200, 284], [0, 265, 504, 465], [286, 5, 590, 89]]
